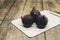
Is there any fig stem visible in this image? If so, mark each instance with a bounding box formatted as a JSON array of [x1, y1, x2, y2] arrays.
[[33, 7, 35, 10]]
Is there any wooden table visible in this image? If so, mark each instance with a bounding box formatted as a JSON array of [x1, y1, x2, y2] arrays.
[[0, 0, 60, 40]]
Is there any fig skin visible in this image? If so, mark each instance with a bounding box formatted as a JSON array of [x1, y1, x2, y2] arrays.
[[30, 7, 41, 19], [21, 15, 34, 28], [21, 7, 48, 29], [30, 7, 41, 22], [36, 15, 48, 29]]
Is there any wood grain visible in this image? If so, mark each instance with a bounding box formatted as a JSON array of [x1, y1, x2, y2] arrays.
[[43, 0, 60, 14], [0, 0, 16, 24], [3, 0, 26, 40], [43, 0, 60, 40], [1, 0, 45, 40], [0, 20, 11, 40]]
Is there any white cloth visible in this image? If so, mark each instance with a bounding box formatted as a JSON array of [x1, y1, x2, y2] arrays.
[[11, 10, 60, 37]]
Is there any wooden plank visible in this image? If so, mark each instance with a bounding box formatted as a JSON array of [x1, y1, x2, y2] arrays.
[[21, 0, 37, 40], [15, 0, 45, 40], [0, 0, 25, 40], [43, 0, 60, 14], [0, 20, 11, 40], [36, 0, 43, 11], [4, 0, 29, 40], [0, 0, 4, 7], [2, 0, 45, 40], [5, 23, 25, 40], [43, 0, 60, 40], [0, 0, 16, 24], [6, 0, 37, 40], [4, 0, 25, 20], [35, 0, 45, 40]]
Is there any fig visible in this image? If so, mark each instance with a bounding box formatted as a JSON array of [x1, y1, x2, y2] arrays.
[[30, 7, 41, 18], [21, 7, 48, 29], [21, 15, 34, 28], [36, 15, 48, 29]]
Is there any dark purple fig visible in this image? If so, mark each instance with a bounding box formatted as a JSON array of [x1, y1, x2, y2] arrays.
[[36, 15, 48, 29], [30, 7, 41, 18], [21, 15, 34, 28]]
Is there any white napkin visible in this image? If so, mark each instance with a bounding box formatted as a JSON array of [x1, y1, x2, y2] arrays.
[[11, 10, 60, 37]]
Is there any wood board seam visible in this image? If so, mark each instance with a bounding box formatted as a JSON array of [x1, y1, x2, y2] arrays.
[[0, 0, 16, 25]]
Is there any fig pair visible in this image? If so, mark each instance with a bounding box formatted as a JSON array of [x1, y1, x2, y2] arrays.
[[21, 7, 48, 29]]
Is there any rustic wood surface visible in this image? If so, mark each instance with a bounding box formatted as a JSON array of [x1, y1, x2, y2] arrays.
[[0, 0, 60, 40]]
